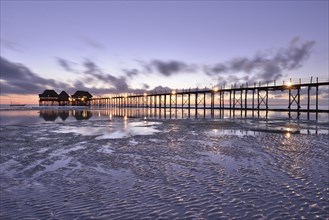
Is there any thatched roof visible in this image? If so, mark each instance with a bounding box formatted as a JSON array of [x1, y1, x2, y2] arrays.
[[71, 91, 93, 99], [39, 89, 58, 97], [58, 91, 69, 101]]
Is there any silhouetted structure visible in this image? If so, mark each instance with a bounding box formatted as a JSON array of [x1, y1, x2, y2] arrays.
[[39, 90, 59, 106], [71, 91, 93, 106], [38, 90, 93, 106], [58, 91, 70, 106]]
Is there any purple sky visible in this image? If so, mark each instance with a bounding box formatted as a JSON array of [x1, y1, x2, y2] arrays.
[[0, 1, 328, 102]]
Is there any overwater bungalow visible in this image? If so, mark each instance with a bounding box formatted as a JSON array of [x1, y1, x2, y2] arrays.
[[70, 91, 93, 106], [39, 90, 59, 106], [38, 89, 93, 106], [58, 91, 70, 106]]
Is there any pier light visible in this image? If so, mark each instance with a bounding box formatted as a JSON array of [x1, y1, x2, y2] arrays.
[[172, 90, 176, 95], [143, 92, 147, 96], [213, 87, 219, 92], [286, 81, 292, 87], [81, 98, 85, 101], [124, 94, 128, 98]]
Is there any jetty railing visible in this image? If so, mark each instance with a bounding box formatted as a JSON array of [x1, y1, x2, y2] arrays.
[[91, 77, 329, 117]]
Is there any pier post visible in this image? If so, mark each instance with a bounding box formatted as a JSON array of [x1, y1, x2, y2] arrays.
[[188, 91, 191, 117], [195, 92, 198, 117]]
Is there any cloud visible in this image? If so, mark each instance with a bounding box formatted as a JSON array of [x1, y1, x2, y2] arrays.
[[205, 37, 315, 84], [151, 85, 172, 92], [82, 37, 105, 50], [0, 38, 23, 52], [56, 57, 77, 72], [82, 59, 130, 92], [146, 60, 196, 76], [122, 68, 139, 78], [0, 56, 68, 95]]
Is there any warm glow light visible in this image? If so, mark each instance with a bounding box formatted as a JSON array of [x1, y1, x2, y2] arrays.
[[81, 98, 85, 101], [285, 132, 291, 138], [172, 90, 176, 95], [213, 87, 219, 92], [143, 93, 147, 96], [124, 94, 127, 98], [286, 81, 292, 87], [124, 115, 128, 120]]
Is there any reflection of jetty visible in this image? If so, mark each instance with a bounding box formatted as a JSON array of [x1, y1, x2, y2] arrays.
[[39, 110, 92, 121], [91, 78, 329, 119]]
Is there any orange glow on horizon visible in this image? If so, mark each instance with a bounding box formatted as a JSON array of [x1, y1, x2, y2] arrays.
[[0, 94, 39, 105]]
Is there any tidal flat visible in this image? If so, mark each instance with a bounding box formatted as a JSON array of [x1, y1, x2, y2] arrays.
[[0, 111, 328, 219]]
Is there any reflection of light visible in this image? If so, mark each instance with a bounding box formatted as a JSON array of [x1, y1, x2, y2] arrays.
[[286, 81, 292, 87], [213, 87, 219, 92], [285, 132, 291, 138], [82, 111, 87, 118], [98, 112, 101, 117], [109, 114, 112, 119], [143, 93, 147, 96], [124, 116, 128, 121], [144, 117, 147, 120]]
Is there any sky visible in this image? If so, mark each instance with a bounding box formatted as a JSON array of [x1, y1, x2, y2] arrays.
[[0, 0, 328, 104]]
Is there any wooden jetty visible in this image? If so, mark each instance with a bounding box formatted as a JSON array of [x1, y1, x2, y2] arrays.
[[91, 77, 329, 119]]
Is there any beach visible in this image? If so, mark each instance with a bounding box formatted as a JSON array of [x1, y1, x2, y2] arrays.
[[0, 109, 328, 219]]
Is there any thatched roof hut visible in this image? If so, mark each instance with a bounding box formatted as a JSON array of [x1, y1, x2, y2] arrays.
[[71, 91, 93, 99], [39, 89, 58, 98], [58, 91, 70, 101]]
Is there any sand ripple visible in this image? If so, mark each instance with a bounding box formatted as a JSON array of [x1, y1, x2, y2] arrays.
[[1, 119, 328, 219]]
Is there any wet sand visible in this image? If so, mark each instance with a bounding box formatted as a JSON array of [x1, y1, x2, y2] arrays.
[[0, 117, 328, 219]]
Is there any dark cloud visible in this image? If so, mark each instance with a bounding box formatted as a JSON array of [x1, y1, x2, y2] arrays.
[[206, 37, 315, 83], [56, 57, 77, 72], [0, 56, 132, 96], [0, 56, 68, 95], [147, 60, 196, 76], [82, 59, 130, 93], [151, 85, 172, 92], [122, 68, 139, 78]]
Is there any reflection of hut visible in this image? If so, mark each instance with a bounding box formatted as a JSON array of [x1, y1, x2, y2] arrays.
[[71, 91, 93, 106], [74, 110, 92, 120], [39, 90, 58, 106], [58, 91, 70, 106], [39, 110, 58, 121], [58, 110, 69, 121]]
